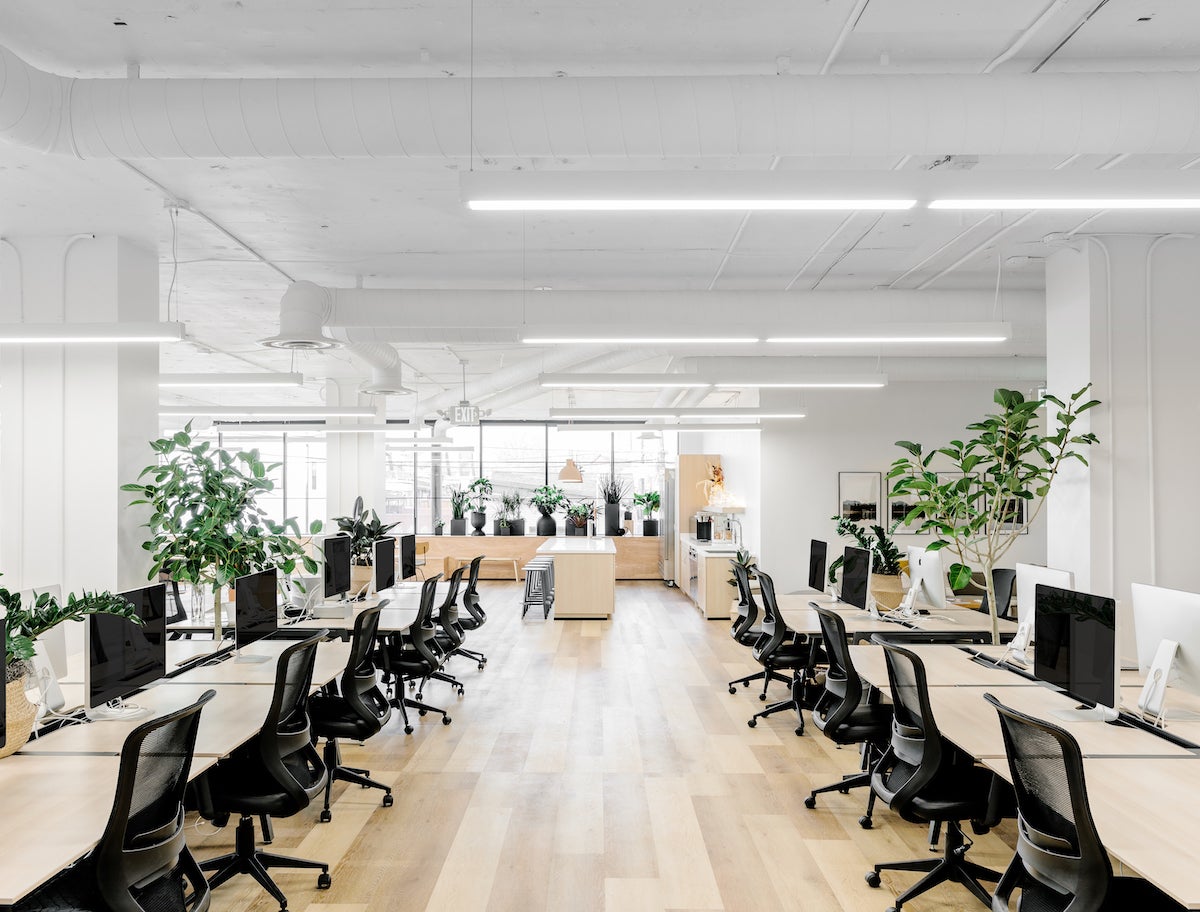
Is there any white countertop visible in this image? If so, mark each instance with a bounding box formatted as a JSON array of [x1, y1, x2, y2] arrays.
[[537, 538, 617, 555], [680, 533, 740, 555]]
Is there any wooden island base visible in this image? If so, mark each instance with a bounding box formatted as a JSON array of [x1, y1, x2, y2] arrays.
[[418, 534, 660, 580]]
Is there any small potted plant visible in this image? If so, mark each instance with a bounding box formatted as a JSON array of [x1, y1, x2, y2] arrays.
[[565, 501, 593, 536], [0, 582, 142, 758], [599, 476, 631, 536], [448, 487, 470, 535], [434, 519, 445, 536], [332, 496, 400, 593], [828, 517, 905, 610], [493, 490, 524, 536], [468, 477, 493, 536], [529, 484, 567, 536], [634, 491, 661, 536]]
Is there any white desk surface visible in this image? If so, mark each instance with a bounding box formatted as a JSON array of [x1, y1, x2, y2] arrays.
[[160, 636, 351, 686], [779, 600, 1016, 639], [848, 644, 1040, 689], [536, 537, 617, 555]]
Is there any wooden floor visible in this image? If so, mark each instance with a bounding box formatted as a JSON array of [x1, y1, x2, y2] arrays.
[[197, 581, 1016, 912]]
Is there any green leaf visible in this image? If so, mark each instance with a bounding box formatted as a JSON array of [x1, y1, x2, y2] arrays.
[[947, 563, 974, 590]]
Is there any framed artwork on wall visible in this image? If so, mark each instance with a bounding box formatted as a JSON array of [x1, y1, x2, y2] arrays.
[[838, 472, 882, 524], [993, 496, 1029, 534]]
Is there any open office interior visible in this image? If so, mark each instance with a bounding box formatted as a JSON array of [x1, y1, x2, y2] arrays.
[[2, 3, 1200, 912]]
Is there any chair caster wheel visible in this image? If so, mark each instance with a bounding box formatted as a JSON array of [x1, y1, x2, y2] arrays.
[[758, 693, 767, 702], [382, 793, 394, 807], [418, 709, 427, 716], [859, 816, 873, 829], [742, 681, 750, 688], [319, 809, 331, 823], [442, 716, 452, 725], [728, 686, 737, 695], [457, 687, 465, 697], [317, 872, 332, 890], [478, 663, 485, 671], [794, 727, 803, 736], [747, 719, 757, 728], [865, 871, 881, 888], [803, 796, 816, 809], [838, 787, 850, 794], [415, 692, 423, 701], [404, 725, 414, 734]]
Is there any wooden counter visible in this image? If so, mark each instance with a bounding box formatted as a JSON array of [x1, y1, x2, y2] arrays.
[[536, 538, 617, 620], [418, 533, 659, 580]]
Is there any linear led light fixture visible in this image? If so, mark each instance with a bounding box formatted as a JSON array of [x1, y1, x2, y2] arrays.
[[715, 373, 887, 389], [159, 406, 376, 419], [539, 373, 712, 389], [159, 372, 305, 389], [470, 199, 916, 212], [553, 423, 764, 433], [0, 321, 185, 344], [525, 337, 759, 345], [930, 199, 1200, 210], [550, 408, 804, 420], [767, 323, 1010, 344]]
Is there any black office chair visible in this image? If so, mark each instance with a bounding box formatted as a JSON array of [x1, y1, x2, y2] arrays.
[[454, 555, 489, 670], [804, 606, 893, 829], [727, 561, 790, 696], [865, 643, 1003, 911], [17, 690, 217, 912], [309, 603, 393, 823], [746, 570, 816, 736], [982, 568, 1017, 621], [199, 633, 333, 910], [984, 693, 1186, 912], [427, 565, 468, 696], [376, 575, 453, 733]]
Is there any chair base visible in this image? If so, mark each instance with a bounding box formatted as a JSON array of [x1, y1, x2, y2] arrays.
[[727, 668, 790, 695], [389, 691, 452, 734], [453, 645, 488, 670], [319, 740, 393, 822], [865, 820, 999, 911], [200, 815, 330, 911], [804, 742, 883, 828], [748, 695, 805, 736]]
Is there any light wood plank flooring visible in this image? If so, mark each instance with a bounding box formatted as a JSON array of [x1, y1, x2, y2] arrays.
[[196, 581, 1016, 912]]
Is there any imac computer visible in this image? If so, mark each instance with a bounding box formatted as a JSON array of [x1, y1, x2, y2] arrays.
[[839, 546, 873, 612], [1033, 583, 1119, 722], [374, 537, 396, 592], [86, 583, 167, 720], [313, 534, 353, 619], [1011, 563, 1075, 665], [233, 568, 278, 663], [1131, 582, 1200, 722], [399, 533, 417, 581], [808, 540, 829, 598], [901, 546, 950, 613]]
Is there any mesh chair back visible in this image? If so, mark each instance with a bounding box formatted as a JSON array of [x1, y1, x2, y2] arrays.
[[982, 568, 1017, 620], [814, 607, 864, 729], [878, 644, 944, 812], [342, 604, 391, 731], [752, 571, 794, 663], [984, 693, 1112, 906], [462, 556, 487, 625], [260, 634, 329, 811], [94, 689, 216, 906], [730, 561, 760, 641], [164, 580, 187, 626], [437, 565, 467, 647]]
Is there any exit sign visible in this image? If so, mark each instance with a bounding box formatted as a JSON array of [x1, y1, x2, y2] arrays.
[[451, 403, 481, 426]]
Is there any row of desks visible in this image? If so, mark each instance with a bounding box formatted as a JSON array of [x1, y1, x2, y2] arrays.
[[845, 641, 1200, 909], [774, 592, 1019, 641]]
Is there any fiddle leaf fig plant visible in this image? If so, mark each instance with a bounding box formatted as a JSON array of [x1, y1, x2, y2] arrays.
[[888, 385, 1100, 644], [333, 495, 400, 566]]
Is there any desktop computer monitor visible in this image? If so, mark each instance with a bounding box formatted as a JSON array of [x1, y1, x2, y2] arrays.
[[375, 537, 396, 591], [808, 540, 828, 593], [905, 546, 949, 610], [1131, 582, 1200, 696], [322, 534, 352, 600], [1034, 583, 1119, 718], [234, 568, 278, 651], [399, 533, 417, 581], [840, 546, 872, 610], [1015, 563, 1075, 629], [86, 583, 167, 710]]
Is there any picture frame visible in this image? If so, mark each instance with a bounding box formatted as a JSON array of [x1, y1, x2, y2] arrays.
[[838, 472, 882, 524], [993, 495, 1029, 534], [889, 471, 964, 534]]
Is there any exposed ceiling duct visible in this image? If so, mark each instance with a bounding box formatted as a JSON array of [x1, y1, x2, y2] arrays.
[[349, 342, 414, 396], [4, 44, 1200, 159], [259, 281, 341, 350]]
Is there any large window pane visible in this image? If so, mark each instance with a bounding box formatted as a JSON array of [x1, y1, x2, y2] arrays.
[[547, 427, 612, 509], [283, 434, 326, 531], [481, 423, 547, 529]]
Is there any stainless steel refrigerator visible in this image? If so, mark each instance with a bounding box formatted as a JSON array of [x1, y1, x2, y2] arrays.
[[659, 467, 677, 585]]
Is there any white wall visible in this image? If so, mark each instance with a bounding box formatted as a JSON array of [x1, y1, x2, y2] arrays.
[[759, 382, 1048, 594], [679, 430, 761, 556]]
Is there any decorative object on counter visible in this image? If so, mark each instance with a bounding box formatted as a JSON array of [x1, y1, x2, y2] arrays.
[[0, 580, 143, 758], [434, 520, 445, 536], [122, 422, 322, 622], [599, 476, 631, 536], [634, 491, 661, 536], [558, 458, 583, 483], [838, 471, 882, 524], [495, 490, 525, 536], [698, 463, 730, 508], [565, 501, 593, 536], [889, 384, 1100, 644], [448, 487, 470, 535], [333, 495, 401, 591], [828, 517, 906, 610], [529, 484, 567, 535], [468, 477, 493, 536]]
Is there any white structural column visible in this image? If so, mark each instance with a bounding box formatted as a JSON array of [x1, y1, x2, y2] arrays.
[[1045, 235, 1200, 654], [323, 378, 386, 520], [0, 236, 159, 594]]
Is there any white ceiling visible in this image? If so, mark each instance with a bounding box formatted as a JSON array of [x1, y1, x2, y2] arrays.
[[0, 0, 1198, 417]]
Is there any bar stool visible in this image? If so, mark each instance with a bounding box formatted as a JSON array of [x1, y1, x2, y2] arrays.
[[522, 557, 554, 618]]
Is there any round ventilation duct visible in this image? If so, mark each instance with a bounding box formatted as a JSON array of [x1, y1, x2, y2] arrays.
[[360, 365, 415, 396], [259, 281, 341, 351]]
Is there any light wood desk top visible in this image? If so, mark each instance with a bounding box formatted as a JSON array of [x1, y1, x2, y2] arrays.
[[161, 636, 350, 685], [288, 605, 419, 633], [848, 644, 1040, 689], [779, 597, 1016, 640]]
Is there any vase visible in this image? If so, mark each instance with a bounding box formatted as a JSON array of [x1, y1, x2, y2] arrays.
[[471, 511, 487, 536], [510, 518, 525, 536], [351, 563, 373, 595], [435, 527, 444, 536], [642, 518, 659, 537], [0, 675, 38, 759], [189, 581, 212, 622], [566, 522, 586, 536], [870, 573, 906, 611], [536, 510, 557, 536], [450, 518, 467, 536], [495, 521, 511, 536], [604, 503, 621, 536]]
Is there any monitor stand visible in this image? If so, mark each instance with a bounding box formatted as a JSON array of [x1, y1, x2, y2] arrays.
[[1051, 703, 1120, 723], [85, 699, 153, 722]]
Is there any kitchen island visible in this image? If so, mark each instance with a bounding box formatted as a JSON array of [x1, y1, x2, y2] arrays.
[[536, 537, 617, 620]]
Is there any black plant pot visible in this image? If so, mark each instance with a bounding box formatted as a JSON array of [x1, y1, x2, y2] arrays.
[[511, 518, 526, 536], [450, 518, 467, 536], [435, 526, 444, 536], [643, 518, 659, 537], [496, 521, 511, 536], [536, 510, 557, 536], [471, 511, 487, 536], [604, 503, 621, 536], [566, 522, 586, 536]]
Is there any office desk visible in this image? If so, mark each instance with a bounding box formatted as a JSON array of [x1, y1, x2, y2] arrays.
[[848, 644, 1039, 689], [779, 597, 1016, 642], [163, 636, 350, 686], [288, 605, 419, 634]]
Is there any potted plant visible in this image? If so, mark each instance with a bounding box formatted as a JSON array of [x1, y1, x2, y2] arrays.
[[529, 484, 567, 536], [0, 581, 142, 757], [889, 385, 1100, 644], [448, 488, 470, 535], [599, 476, 630, 536], [434, 519, 445, 536], [468, 477, 493, 536], [726, 548, 756, 590], [122, 423, 321, 627], [634, 491, 661, 536], [565, 501, 593, 536], [828, 517, 905, 610], [332, 496, 401, 593], [494, 491, 524, 536]]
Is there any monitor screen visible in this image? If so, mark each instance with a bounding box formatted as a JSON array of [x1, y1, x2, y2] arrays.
[[808, 540, 828, 592], [323, 534, 352, 599], [375, 537, 396, 591], [840, 546, 871, 610], [235, 568, 278, 649], [1034, 584, 1118, 710], [87, 583, 167, 708], [399, 533, 417, 581]]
